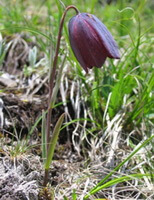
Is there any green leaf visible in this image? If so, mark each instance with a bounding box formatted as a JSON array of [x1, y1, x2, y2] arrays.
[[72, 189, 77, 200], [45, 113, 65, 170], [84, 173, 153, 199], [84, 135, 154, 199], [41, 110, 46, 164]]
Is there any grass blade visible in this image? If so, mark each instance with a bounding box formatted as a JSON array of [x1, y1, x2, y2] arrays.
[[84, 173, 153, 198], [41, 110, 47, 164], [45, 113, 65, 170], [84, 135, 154, 199]]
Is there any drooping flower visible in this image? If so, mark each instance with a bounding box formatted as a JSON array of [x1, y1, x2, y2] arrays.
[[68, 13, 120, 73]]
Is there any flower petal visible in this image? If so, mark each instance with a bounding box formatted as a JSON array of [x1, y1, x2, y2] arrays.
[[83, 13, 120, 59]]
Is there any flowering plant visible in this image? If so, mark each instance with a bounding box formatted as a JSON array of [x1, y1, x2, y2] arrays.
[[43, 5, 120, 186]]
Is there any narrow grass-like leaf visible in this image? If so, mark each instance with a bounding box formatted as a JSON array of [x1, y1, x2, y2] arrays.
[[41, 110, 46, 164], [45, 113, 65, 170], [84, 135, 154, 199], [72, 189, 77, 200], [84, 173, 153, 199], [126, 73, 154, 124], [28, 114, 43, 138]]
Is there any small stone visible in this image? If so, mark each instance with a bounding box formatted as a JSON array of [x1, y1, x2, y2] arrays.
[[0, 76, 17, 88]]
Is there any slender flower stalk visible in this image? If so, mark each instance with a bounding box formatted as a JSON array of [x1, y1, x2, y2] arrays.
[[46, 5, 79, 149], [44, 5, 79, 186]]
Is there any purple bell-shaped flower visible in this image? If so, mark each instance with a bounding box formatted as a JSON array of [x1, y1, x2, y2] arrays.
[[68, 13, 120, 73]]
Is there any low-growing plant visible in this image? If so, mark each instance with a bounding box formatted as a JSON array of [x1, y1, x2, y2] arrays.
[[42, 3, 121, 186]]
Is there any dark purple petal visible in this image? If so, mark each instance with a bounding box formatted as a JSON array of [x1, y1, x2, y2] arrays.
[[83, 13, 120, 59], [68, 13, 120, 72]]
